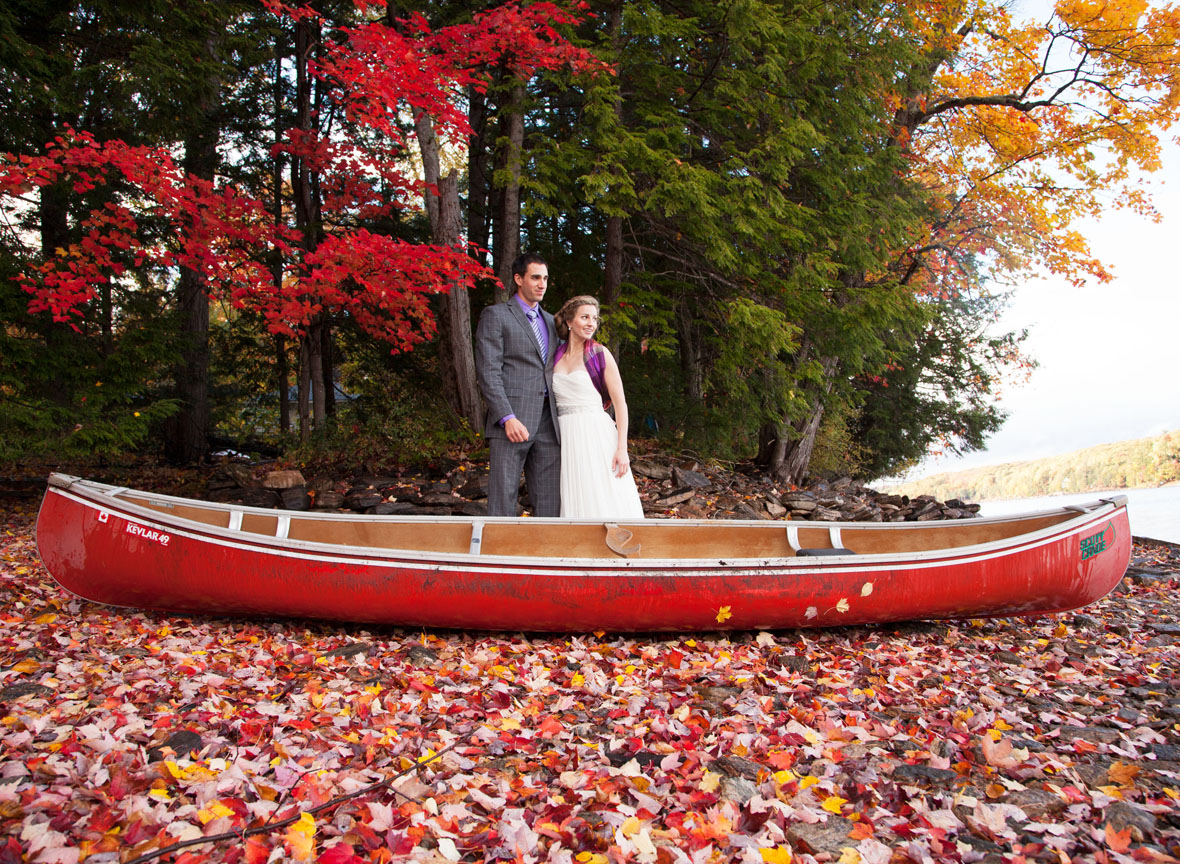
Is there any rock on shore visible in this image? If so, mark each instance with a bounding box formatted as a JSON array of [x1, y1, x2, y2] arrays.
[[204, 455, 982, 522]]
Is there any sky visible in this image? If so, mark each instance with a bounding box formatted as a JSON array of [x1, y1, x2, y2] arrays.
[[913, 146, 1180, 478], [907, 5, 1180, 480]]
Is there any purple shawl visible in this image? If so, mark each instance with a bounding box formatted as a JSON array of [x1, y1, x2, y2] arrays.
[[554, 339, 610, 409]]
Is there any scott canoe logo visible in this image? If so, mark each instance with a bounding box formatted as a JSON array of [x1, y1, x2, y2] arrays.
[[1080, 522, 1115, 561], [125, 522, 171, 546]]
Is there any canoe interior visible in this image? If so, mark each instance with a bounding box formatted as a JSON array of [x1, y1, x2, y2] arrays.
[[113, 489, 1076, 559]]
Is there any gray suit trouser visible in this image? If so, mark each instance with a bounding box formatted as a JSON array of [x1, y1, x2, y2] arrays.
[[487, 404, 561, 517]]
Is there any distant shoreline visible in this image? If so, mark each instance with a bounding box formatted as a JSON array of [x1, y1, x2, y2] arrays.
[[880, 430, 1179, 502]]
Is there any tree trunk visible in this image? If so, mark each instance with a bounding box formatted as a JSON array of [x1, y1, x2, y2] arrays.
[[298, 337, 311, 441], [165, 29, 221, 464], [494, 83, 525, 301], [38, 178, 73, 402], [276, 335, 290, 435], [777, 402, 825, 486], [761, 355, 840, 485], [466, 84, 492, 268], [602, 215, 624, 354], [415, 112, 483, 430], [272, 28, 290, 435], [600, 4, 626, 355], [675, 299, 704, 402], [308, 320, 325, 425], [293, 13, 324, 433], [321, 318, 335, 418]]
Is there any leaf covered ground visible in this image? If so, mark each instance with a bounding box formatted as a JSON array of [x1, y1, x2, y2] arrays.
[[2, 495, 1179, 864]]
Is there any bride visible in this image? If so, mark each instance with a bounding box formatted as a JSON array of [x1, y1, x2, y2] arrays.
[[551, 295, 645, 519]]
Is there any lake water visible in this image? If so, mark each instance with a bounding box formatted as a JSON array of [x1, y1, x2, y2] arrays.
[[977, 485, 1180, 544]]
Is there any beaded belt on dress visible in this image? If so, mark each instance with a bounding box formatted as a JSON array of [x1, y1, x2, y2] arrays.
[[557, 404, 601, 416]]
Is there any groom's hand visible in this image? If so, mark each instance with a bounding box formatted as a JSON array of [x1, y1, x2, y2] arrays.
[[504, 418, 530, 443]]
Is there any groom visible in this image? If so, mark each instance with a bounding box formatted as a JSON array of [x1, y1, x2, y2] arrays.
[[475, 252, 562, 517]]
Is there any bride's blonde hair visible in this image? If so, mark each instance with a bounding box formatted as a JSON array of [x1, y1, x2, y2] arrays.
[[554, 295, 600, 340]]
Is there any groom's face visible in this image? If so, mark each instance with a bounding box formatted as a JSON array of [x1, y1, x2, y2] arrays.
[[515, 263, 549, 307]]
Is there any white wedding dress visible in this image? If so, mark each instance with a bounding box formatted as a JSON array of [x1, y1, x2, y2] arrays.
[[552, 369, 644, 519]]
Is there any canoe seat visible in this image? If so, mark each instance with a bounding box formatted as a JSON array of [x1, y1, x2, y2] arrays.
[[605, 523, 641, 558], [787, 524, 853, 556]]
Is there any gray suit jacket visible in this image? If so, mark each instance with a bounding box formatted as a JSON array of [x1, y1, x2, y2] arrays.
[[474, 296, 560, 441]]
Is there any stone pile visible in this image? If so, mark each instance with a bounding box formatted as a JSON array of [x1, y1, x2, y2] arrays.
[[204, 456, 982, 523]]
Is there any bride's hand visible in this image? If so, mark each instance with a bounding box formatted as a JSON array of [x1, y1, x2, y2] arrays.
[[612, 449, 630, 478]]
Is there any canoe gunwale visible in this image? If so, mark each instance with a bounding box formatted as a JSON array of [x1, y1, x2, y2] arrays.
[[43, 473, 1127, 572]]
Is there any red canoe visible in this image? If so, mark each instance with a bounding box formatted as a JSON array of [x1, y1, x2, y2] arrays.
[[35, 473, 1131, 631]]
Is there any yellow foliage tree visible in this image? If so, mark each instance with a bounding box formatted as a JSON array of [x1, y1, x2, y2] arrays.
[[894, 0, 1180, 294]]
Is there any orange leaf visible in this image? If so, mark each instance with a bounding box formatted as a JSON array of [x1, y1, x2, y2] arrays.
[[244, 838, 270, 864], [537, 715, 563, 738], [849, 821, 874, 841], [1105, 821, 1132, 854], [1108, 761, 1141, 787]]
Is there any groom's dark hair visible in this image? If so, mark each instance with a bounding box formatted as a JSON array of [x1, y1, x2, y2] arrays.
[[511, 251, 547, 281]]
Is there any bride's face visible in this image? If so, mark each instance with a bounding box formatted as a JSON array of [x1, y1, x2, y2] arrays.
[[569, 305, 599, 340]]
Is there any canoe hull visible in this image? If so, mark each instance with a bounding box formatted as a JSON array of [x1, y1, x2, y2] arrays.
[[35, 478, 1131, 631]]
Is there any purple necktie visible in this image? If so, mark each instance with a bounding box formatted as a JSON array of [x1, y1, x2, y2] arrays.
[[526, 308, 547, 357]]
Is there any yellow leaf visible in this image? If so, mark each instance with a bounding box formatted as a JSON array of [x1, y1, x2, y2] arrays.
[[571, 672, 585, 686], [148, 788, 171, 802], [799, 776, 818, 790], [837, 849, 861, 864], [34, 613, 57, 625], [716, 605, 732, 623], [822, 795, 848, 814], [835, 598, 850, 613], [1054, 622, 1068, 638], [860, 582, 873, 597], [286, 812, 316, 862], [197, 801, 235, 824], [499, 717, 521, 731], [993, 718, 1013, 730], [701, 771, 722, 793], [9, 659, 40, 674], [760, 847, 792, 864], [621, 816, 641, 837], [773, 770, 796, 785]]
